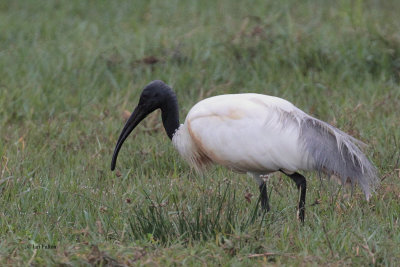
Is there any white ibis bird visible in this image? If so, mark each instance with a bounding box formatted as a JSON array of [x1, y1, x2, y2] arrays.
[[111, 80, 378, 222]]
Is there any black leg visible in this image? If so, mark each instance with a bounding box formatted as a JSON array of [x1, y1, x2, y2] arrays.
[[280, 171, 307, 223], [259, 182, 270, 212]]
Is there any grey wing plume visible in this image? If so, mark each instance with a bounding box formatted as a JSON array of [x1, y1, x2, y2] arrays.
[[299, 116, 379, 200]]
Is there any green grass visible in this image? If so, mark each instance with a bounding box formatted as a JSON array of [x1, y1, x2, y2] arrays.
[[1, 0, 400, 265]]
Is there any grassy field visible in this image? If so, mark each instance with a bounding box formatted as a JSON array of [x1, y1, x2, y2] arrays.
[[1, 0, 400, 265]]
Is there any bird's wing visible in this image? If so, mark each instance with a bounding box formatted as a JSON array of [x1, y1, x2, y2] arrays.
[[185, 94, 314, 173]]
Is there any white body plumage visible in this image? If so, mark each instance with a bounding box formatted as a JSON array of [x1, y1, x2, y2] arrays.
[[172, 93, 377, 199], [173, 94, 313, 173]]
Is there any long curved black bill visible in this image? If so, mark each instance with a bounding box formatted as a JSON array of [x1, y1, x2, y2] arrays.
[[111, 106, 146, 171]]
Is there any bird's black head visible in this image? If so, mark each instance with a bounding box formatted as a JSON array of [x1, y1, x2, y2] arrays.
[[111, 80, 179, 171], [137, 80, 175, 112]]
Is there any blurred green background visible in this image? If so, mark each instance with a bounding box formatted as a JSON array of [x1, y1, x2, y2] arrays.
[[0, 0, 399, 265]]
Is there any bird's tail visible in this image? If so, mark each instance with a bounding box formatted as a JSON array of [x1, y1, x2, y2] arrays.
[[299, 116, 378, 200]]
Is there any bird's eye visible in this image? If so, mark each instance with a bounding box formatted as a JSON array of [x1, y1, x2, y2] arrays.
[[140, 94, 148, 101]]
